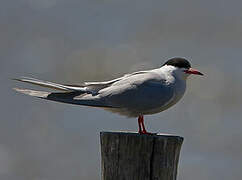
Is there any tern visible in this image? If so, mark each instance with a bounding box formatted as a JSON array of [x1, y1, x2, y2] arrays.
[[14, 57, 203, 134]]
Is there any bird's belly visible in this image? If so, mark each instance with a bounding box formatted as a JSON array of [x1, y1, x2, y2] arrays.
[[102, 80, 186, 117], [142, 85, 186, 115], [142, 95, 182, 115], [102, 92, 184, 117]]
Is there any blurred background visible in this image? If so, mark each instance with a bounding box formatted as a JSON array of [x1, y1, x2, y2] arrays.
[[1, 0, 242, 179]]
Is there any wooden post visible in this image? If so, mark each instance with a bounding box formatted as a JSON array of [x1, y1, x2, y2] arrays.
[[100, 132, 183, 180]]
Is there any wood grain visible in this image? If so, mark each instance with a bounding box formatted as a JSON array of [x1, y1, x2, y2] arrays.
[[100, 132, 183, 180]]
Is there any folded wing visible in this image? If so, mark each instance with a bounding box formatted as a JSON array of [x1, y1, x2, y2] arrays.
[[13, 70, 174, 116]]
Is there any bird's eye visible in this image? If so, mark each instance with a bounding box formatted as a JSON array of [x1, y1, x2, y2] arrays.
[[183, 69, 189, 74]]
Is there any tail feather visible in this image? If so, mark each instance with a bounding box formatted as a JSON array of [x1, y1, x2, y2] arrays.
[[13, 88, 113, 108], [13, 87, 83, 100], [13, 77, 86, 91], [13, 88, 51, 98], [13, 87, 86, 105], [13, 77, 118, 108]]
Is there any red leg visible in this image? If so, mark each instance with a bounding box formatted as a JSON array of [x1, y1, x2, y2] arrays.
[[138, 115, 153, 135], [138, 115, 142, 134], [140, 116, 148, 134]]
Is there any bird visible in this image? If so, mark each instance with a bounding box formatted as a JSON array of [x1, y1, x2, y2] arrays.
[[13, 57, 203, 134]]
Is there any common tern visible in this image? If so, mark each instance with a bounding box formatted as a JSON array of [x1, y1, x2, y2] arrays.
[[14, 57, 203, 134]]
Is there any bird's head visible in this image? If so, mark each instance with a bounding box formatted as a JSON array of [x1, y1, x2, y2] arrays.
[[162, 57, 203, 80]]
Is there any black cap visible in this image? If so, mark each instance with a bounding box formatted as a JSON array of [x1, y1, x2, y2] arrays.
[[163, 57, 191, 69]]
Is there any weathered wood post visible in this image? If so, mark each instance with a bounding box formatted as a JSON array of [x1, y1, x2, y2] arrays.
[[100, 132, 183, 180]]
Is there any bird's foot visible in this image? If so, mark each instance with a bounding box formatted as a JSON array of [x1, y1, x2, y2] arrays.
[[139, 130, 156, 135]]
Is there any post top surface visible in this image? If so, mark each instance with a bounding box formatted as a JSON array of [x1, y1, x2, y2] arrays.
[[100, 131, 184, 141]]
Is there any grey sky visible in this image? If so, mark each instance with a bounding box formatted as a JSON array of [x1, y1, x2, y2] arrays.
[[1, 0, 242, 179]]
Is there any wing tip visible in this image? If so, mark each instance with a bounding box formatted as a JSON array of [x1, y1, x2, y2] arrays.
[[11, 78, 22, 82], [13, 87, 50, 98], [13, 87, 26, 93], [11, 77, 33, 83]]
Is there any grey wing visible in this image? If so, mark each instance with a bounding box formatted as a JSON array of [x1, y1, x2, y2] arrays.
[[82, 70, 150, 94], [13, 76, 119, 93], [98, 73, 175, 116], [13, 71, 153, 108]]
